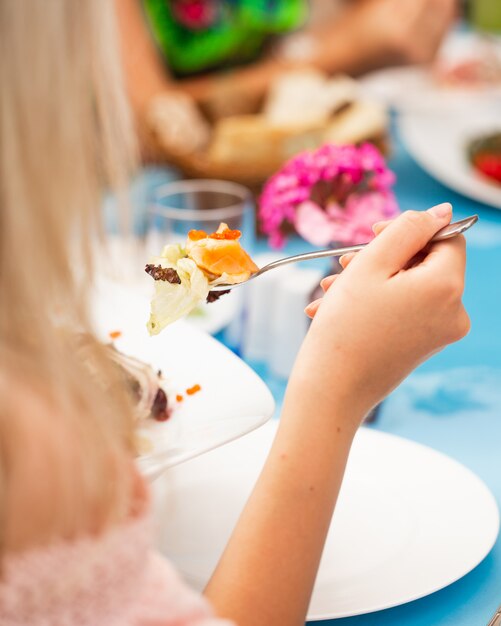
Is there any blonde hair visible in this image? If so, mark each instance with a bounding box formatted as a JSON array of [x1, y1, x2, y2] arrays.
[[0, 1, 138, 549]]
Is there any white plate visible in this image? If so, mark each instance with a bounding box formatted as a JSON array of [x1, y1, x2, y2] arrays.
[[152, 421, 499, 620], [399, 107, 501, 209], [91, 278, 275, 480], [359, 32, 501, 114]]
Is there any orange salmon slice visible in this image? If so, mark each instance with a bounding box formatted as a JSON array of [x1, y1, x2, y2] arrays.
[[189, 240, 259, 278]]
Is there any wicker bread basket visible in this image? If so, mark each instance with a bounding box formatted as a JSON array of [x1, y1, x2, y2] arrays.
[[148, 71, 390, 191]]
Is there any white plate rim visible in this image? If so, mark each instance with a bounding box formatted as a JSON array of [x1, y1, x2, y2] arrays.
[[155, 420, 500, 620], [309, 426, 500, 620]]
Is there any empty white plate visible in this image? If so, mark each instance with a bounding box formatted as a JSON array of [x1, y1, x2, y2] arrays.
[[152, 421, 499, 620]]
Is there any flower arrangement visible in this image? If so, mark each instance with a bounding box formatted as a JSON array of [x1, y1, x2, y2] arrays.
[[259, 143, 399, 248]]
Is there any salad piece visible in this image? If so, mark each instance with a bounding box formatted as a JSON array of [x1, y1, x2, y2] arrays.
[[146, 223, 258, 334]]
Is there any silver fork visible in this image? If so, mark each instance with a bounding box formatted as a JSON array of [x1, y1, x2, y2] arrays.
[[210, 215, 478, 292]]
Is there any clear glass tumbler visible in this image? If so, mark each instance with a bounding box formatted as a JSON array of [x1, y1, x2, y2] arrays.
[[145, 179, 255, 259]]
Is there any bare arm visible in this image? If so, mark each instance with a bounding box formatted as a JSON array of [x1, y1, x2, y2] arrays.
[[115, 0, 172, 116], [204, 205, 469, 625], [204, 384, 356, 626]]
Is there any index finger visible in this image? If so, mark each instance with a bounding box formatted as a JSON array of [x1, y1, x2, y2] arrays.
[[358, 204, 453, 276]]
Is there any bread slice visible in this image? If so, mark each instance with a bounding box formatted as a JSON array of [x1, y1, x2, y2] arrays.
[[264, 70, 358, 128], [209, 115, 325, 172], [324, 100, 388, 145]]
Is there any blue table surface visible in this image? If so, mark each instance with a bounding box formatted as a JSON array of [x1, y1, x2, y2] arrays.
[[216, 123, 501, 625]]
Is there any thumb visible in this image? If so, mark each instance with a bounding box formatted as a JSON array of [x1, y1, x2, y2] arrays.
[[360, 203, 452, 275]]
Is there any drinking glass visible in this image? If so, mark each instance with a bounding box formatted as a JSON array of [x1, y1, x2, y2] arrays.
[[146, 179, 255, 258]]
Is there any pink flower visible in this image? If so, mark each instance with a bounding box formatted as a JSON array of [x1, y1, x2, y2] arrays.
[[259, 143, 399, 248], [326, 192, 399, 243], [295, 201, 338, 246]]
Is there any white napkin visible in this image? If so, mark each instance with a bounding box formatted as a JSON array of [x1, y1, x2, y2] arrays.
[[268, 267, 323, 379], [239, 253, 322, 378]]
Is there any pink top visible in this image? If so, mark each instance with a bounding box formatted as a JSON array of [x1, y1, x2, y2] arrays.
[[0, 511, 234, 626]]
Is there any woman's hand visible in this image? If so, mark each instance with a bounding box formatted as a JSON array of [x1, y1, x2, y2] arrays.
[[296, 203, 469, 426]]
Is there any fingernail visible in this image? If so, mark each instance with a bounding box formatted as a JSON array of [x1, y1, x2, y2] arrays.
[[304, 300, 319, 316], [320, 277, 330, 289], [372, 221, 382, 233], [427, 203, 452, 219]]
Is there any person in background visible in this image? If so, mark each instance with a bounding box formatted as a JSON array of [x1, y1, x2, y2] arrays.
[[0, 2, 468, 625], [116, 0, 457, 159]]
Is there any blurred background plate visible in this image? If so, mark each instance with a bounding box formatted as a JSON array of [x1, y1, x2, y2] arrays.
[[399, 106, 501, 209], [359, 31, 501, 114], [153, 420, 499, 620], [91, 278, 275, 480]]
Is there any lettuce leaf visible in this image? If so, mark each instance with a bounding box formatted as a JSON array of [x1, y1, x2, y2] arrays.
[[147, 256, 209, 335]]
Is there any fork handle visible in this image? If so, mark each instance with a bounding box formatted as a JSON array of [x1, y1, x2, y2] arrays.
[[258, 244, 365, 275], [258, 215, 478, 277]]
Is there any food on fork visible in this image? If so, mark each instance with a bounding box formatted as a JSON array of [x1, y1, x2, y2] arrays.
[[185, 225, 258, 284], [146, 223, 258, 334]]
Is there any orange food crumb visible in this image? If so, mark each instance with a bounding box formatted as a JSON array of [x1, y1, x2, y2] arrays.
[[209, 228, 241, 241], [186, 384, 201, 396], [176, 394, 184, 402], [109, 330, 122, 340], [188, 229, 208, 241]]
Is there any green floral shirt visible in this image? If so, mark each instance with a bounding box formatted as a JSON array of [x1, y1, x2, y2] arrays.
[[143, 0, 308, 76]]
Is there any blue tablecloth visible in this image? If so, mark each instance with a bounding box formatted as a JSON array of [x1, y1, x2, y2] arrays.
[[219, 126, 501, 625]]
